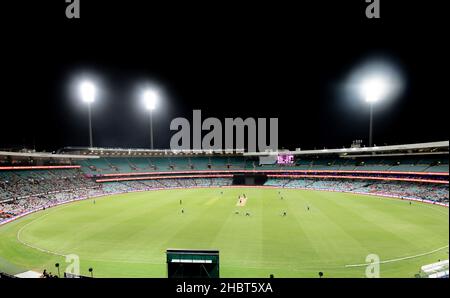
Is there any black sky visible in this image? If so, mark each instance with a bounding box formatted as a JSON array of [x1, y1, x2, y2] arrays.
[[1, 1, 448, 151]]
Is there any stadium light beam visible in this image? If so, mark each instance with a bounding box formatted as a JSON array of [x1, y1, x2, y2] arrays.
[[143, 89, 158, 149], [79, 81, 97, 148]]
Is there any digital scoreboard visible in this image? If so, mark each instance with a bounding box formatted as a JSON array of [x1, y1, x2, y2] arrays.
[[277, 154, 294, 164]]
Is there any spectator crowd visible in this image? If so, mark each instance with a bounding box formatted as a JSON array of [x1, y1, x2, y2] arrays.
[[1, 168, 448, 224]]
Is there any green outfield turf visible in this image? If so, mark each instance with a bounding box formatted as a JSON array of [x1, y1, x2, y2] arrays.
[[0, 188, 448, 278]]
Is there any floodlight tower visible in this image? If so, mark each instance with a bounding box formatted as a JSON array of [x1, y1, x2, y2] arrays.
[[360, 76, 389, 148], [79, 81, 96, 148], [143, 89, 158, 149]]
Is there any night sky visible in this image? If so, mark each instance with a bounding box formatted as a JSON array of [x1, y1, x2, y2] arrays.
[[1, 1, 447, 152]]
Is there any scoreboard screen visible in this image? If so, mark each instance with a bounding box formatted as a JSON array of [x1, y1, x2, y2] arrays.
[[277, 154, 294, 164], [167, 249, 219, 278]]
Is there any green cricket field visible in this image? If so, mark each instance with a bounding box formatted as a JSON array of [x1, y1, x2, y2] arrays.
[[0, 188, 448, 277]]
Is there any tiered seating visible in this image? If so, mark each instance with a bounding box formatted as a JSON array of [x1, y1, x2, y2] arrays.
[[293, 159, 312, 170], [1, 168, 100, 223], [264, 178, 449, 203], [127, 157, 152, 171], [81, 158, 116, 174], [242, 158, 255, 169], [335, 159, 357, 171], [310, 159, 336, 170], [390, 163, 429, 172], [188, 157, 211, 170], [228, 157, 246, 169], [99, 177, 232, 193], [427, 165, 450, 172], [356, 159, 390, 171], [286, 179, 318, 188], [422, 158, 449, 173], [0, 169, 97, 202], [257, 163, 279, 169], [149, 157, 171, 171], [210, 156, 229, 169], [167, 157, 190, 170], [105, 158, 132, 172], [74, 155, 449, 174]]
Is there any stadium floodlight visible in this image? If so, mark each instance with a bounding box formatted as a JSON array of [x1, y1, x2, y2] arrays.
[[360, 75, 390, 104], [79, 80, 97, 148], [143, 89, 157, 111], [359, 74, 391, 147], [142, 89, 158, 149], [80, 81, 96, 103], [349, 59, 404, 147]]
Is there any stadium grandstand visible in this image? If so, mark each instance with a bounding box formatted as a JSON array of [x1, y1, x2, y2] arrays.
[[1, 141, 448, 226]]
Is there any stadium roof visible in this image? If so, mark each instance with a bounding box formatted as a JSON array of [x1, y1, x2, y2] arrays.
[[0, 150, 99, 159], [244, 141, 449, 157], [2, 141, 448, 159], [58, 147, 246, 156]]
